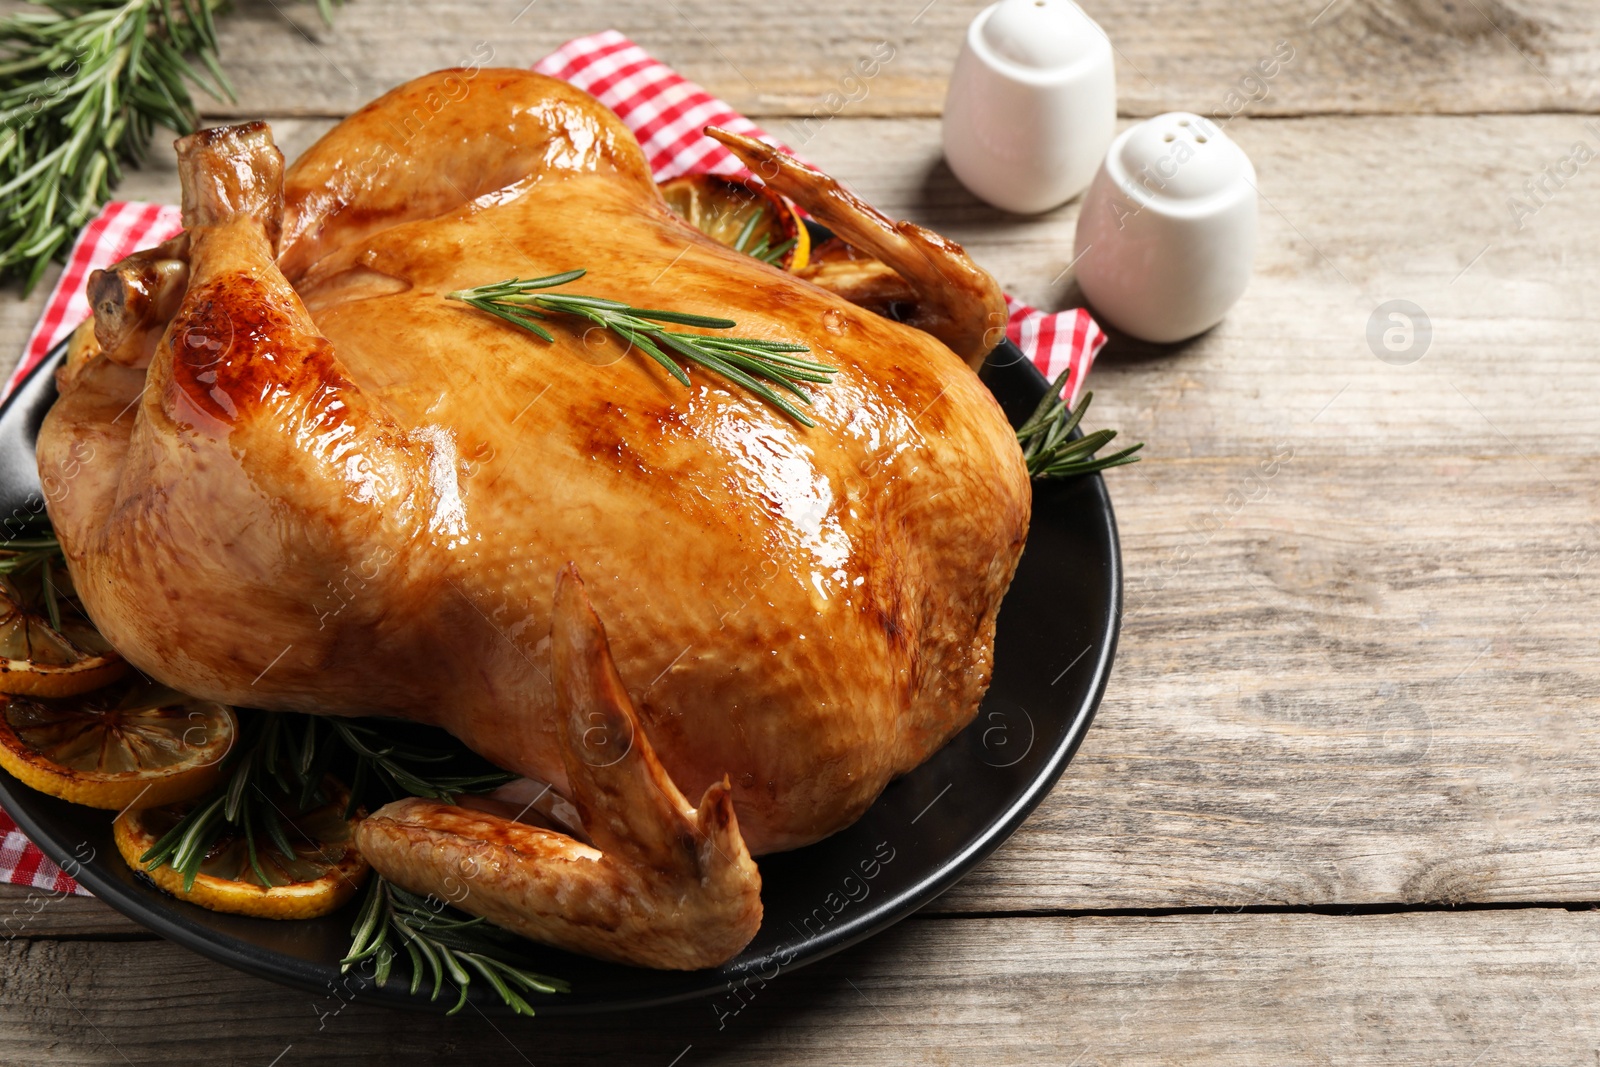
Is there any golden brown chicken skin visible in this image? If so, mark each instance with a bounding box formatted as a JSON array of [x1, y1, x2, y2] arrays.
[[38, 70, 1029, 968]]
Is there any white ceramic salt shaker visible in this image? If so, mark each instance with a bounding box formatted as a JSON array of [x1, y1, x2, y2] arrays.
[[1072, 112, 1258, 343], [942, 0, 1116, 214]]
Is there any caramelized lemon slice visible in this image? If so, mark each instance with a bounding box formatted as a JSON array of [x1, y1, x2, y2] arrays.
[[659, 173, 810, 270], [115, 782, 368, 920], [0, 554, 125, 698], [0, 682, 235, 810]]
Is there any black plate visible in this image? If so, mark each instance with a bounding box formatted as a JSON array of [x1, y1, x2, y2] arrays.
[[0, 336, 1120, 1014]]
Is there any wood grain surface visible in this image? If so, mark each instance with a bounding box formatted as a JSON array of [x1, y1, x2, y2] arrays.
[[191, 0, 1600, 119], [4, 909, 1600, 1065], [0, 0, 1596, 1061]]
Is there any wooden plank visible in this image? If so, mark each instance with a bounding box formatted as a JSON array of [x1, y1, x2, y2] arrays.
[[934, 451, 1600, 911], [0, 886, 145, 940], [0, 115, 1596, 912], [188, 0, 1600, 120], [2, 910, 1599, 1063]]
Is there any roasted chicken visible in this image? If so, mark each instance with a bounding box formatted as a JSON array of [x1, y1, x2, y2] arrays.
[[38, 69, 1030, 969]]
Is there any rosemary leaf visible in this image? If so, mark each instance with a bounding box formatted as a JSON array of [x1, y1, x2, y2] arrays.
[[754, 236, 797, 265], [731, 208, 762, 254], [447, 271, 837, 427], [344, 876, 386, 963], [241, 809, 273, 888], [1018, 370, 1145, 480], [402, 936, 426, 997], [259, 794, 298, 868], [40, 559, 60, 631], [411, 927, 445, 1003], [615, 307, 737, 329], [297, 714, 318, 779], [342, 877, 568, 1016], [373, 940, 395, 988]]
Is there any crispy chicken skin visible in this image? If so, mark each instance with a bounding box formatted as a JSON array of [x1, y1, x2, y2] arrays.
[[37, 70, 1030, 968]]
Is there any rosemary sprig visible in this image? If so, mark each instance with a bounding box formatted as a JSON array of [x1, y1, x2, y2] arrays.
[[137, 711, 516, 890], [0, 533, 62, 577], [0, 0, 232, 291], [135, 712, 566, 1013], [327, 718, 517, 816], [746, 233, 796, 266], [729, 206, 796, 266], [0, 0, 340, 291], [446, 270, 837, 427], [0, 525, 68, 628], [137, 712, 319, 891], [343, 876, 569, 1016], [731, 210, 762, 255], [1017, 367, 1144, 479]]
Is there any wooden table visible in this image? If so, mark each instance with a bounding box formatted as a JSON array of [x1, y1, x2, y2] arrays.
[[3, 1, 1598, 1061]]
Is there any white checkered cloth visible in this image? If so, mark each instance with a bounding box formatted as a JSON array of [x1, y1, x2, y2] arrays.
[[1, 32, 1110, 893]]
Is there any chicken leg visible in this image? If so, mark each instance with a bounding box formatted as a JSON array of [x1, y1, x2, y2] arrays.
[[356, 565, 762, 970]]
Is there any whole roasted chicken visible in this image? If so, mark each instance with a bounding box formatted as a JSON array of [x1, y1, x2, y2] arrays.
[[37, 70, 1030, 969]]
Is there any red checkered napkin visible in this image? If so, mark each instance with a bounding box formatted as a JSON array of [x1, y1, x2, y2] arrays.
[[0, 32, 1110, 894], [7, 203, 185, 397], [0, 813, 83, 896]]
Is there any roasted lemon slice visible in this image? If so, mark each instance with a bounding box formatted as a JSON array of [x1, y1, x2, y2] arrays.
[[0, 547, 125, 698], [659, 173, 809, 270], [0, 682, 235, 810], [115, 781, 368, 920]]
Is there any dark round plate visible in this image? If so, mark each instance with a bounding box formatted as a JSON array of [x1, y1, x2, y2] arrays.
[[0, 335, 1119, 1014]]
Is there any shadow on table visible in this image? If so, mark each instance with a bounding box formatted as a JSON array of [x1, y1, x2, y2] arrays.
[[309, 918, 935, 1064]]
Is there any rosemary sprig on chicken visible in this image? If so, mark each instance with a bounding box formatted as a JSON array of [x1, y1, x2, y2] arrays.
[[446, 270, 837, 427]]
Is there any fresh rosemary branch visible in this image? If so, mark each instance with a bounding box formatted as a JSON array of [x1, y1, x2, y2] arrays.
[[1017, 367, 1144, 480], [328, 718, 517, 814], [138, 712, 322, 891], [343, 876, 570, 1015], [0, 0, 341, 291], [446, 269, 837, 427], [0, 0, 232, 291], [138, 711, 516, 891], [142, 723, 259, 890]]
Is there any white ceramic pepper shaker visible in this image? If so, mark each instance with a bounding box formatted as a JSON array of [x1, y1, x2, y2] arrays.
[[942, 0, 1117, 214], [1072, 112, 1258, 343]]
